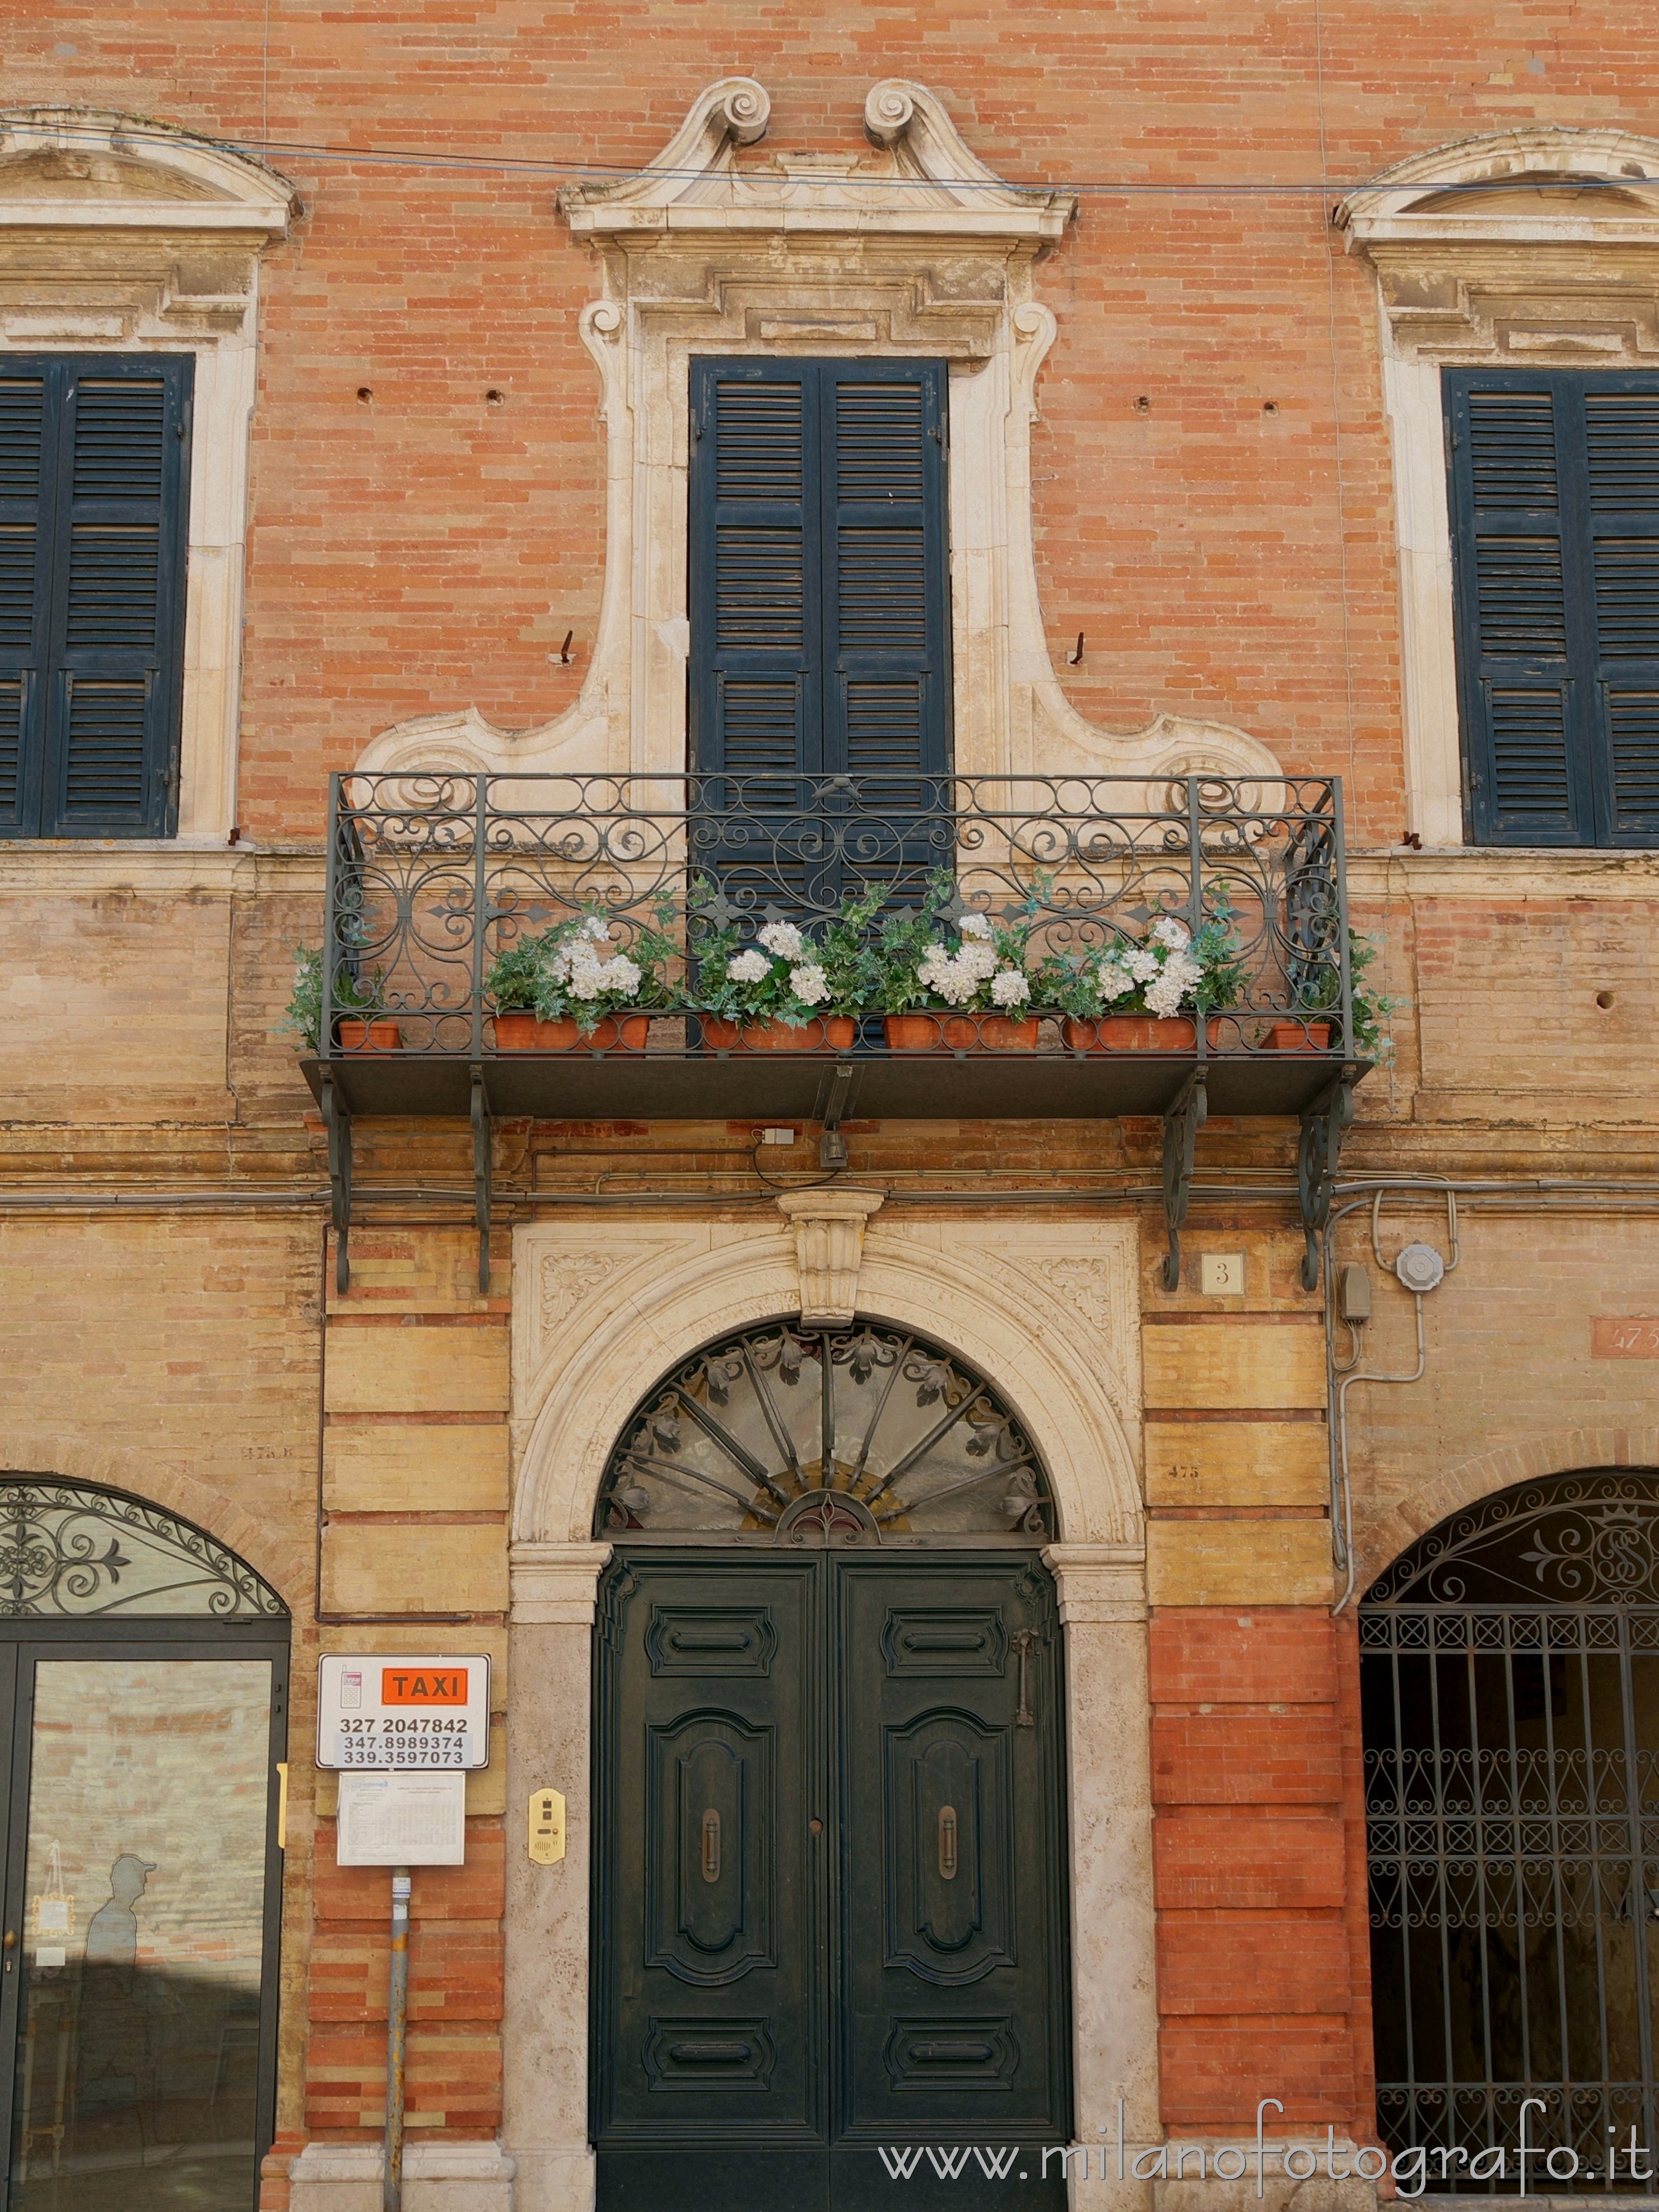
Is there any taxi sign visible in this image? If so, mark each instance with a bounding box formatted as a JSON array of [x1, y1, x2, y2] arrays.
[[316, 1653, 492, 1770]]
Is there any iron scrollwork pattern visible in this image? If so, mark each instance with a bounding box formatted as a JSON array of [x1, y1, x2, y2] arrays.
[[316, 769, 1354, 1059], [0, 1478, 287, 1618], [595, 1319, 1052, 1543], [1362, 1471, 1659, 2192]]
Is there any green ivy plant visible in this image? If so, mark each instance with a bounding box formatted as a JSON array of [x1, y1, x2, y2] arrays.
[[276, 945, 387, 1052], [1296, 926, 1404, 1058]]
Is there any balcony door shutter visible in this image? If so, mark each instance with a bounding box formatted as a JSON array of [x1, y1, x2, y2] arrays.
[[689, 358, 950, 786], [0, 355, 192, 840], [1585, 386, 1659, 843], [1447, 368, 1659, 848]]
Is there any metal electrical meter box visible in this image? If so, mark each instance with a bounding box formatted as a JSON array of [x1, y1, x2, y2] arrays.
[[316, 1654, 492, 1770]]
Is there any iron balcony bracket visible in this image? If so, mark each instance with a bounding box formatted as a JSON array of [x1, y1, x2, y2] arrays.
[[320, 1067, 354, 1295], [812, 1058, 863, 1172], [1298, 1064, 1358, 1292], [471, 1063, 492, 1297], [1161, 1067, 1208, 1293]]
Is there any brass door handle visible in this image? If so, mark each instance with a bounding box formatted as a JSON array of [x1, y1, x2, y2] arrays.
[[1, 1931, 13, 1951], [938, 1806, 958, 1881], [701, 1809, 721, 1884]]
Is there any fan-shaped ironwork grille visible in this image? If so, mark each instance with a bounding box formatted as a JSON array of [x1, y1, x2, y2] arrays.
[[1362, 1472, 1659, 2192], [0, 1477, 287, 1618], [594, 1319, 1051, 1545]]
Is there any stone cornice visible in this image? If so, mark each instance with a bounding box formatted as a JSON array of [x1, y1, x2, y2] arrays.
[[558, 78, 1074, 247], [0, 108, 297, 236]]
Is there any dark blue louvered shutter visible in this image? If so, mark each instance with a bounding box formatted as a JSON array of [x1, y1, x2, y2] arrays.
[[1447, 374, 1589, 844], [1583, 382, 1659, 844], [0, 369, 48, 833], [689, 360, 819, 793], [43, 359, 192, 836], [821, 360, 950, 788]]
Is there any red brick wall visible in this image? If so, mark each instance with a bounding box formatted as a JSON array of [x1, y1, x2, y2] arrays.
[[1151, 1606, 1372, 2135], [5, 0, 1655, 844], [305, 1832, 506, 2138]]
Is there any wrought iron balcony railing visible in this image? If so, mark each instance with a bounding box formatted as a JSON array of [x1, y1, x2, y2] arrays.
[[304, 772, 1365, 1292]]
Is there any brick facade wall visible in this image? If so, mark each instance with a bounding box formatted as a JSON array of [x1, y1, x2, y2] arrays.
[[3, 0, 1658, 2196]]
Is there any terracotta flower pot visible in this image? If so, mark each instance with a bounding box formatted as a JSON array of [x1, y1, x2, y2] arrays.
[[1265, 1018, 1335, 1053], [883, 1013, 1040, 1052], [1063, 1014, 1220, 1052], [493, 1011, 650, 1051], [702, 1016, 856, 1052], [884, 1013, 945, 1053], [336, 1018, 402, 1052]]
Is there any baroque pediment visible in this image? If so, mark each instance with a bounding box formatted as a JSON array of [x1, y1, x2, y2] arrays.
[[558, 78, 1074, 245]]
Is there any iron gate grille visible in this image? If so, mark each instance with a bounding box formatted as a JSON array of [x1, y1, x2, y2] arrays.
[[1362, 1475, 1659, 2193]]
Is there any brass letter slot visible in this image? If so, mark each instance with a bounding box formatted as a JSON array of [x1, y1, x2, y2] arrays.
[[938, 1805, 958, 1880], [701, 1808, 721, 1883]]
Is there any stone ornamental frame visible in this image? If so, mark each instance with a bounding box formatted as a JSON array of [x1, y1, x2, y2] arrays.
[[1338, 125, 1659, 850], [500, 1205, 1155, 2212], [0, 109, 296, 846], [360, 78, 1281, 788]]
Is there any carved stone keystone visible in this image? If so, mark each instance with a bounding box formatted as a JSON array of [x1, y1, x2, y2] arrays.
[[775, 1188, 886, 1326]]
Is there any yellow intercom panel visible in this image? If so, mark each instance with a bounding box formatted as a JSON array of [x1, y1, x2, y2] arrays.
[[528, 1788, 566, 1865]]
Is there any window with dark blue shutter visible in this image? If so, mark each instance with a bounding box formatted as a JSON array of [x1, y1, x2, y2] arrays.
[[0, 354, 192, 839], [1447, 368, 1659, 847], [689, 357, 951, 791]]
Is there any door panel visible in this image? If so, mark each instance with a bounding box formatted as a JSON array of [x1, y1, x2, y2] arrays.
[[594, 1553, 1069, 2210], [595, 1560, 823, 2148], [3, 1651, 280, 2212], [838, 1562, 1069, 2146]]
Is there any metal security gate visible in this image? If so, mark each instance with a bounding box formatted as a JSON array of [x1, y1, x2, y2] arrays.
[[1362, 1472, 1659, 2191]]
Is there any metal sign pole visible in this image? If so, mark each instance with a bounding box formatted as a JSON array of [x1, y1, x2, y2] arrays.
[[383, 1868, 411, 2212]]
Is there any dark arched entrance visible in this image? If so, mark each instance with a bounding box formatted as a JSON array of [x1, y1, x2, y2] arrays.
[[0, 1476, 289, 2212], [590, 1319, 1072, 2211], [1362, 1469, 1659, 2192]]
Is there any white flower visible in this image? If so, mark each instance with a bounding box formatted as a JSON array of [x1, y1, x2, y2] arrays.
[[1152, 915, 1191, 951], [758, 920, 805, 960], [957, 940, 998, 982], [604, 954, 643, 999], [1094, 958, 1135, 1004], [581, 914, 613, 942], [789, 962, 830, 1006], [1144, 972, 1184, 1018], [1127, 948, 1161, 984], [958, 912, 994, 941], [990, 967, 1031, 1007], [726, 948, 770, 984]]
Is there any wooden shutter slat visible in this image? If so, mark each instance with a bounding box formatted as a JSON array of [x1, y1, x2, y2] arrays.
[[1584, 386, 1659, 839], [40, 362, 188, 833], [691, 366, 818, 786], [0, 357, 187, 838], [0, 676, 22, 828], [823, 366, 949, 792], [1448, 376, 1588, 844]]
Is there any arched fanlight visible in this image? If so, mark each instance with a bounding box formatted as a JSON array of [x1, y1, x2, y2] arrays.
[[594, 1319, 1052, 1545], [0, 1477, 287, 1617]]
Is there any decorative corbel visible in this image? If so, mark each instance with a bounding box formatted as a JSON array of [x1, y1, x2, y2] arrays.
[[775, 1188, 886, 1327]]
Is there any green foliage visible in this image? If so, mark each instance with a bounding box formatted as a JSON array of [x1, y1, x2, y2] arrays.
[[1296, 926, 1405, 1057], [276, 944, 384, 1052]]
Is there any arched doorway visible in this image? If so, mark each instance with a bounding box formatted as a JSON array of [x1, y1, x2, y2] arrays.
[[0, 1476, 288, 2212], [589, 1318, 1071, 2210], [1362, 1469, 1659, 2191]]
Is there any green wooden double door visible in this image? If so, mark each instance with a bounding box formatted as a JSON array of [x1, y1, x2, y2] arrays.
[[591, 1553, 1071, 2211]]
